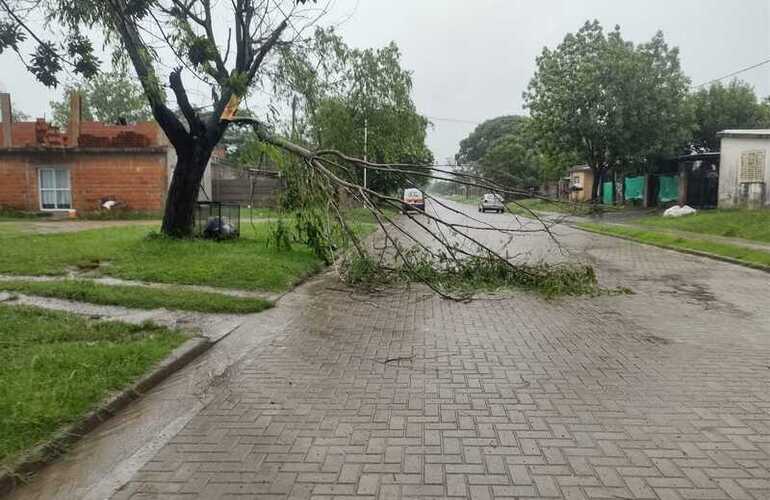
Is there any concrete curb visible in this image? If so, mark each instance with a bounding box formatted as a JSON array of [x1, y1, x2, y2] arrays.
[[0, 336, 212, 497], [576, 224, 770, 274]]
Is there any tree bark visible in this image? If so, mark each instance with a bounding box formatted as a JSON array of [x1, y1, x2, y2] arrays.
[[161, 144, 213, 237], [590, 166, 602, 203]]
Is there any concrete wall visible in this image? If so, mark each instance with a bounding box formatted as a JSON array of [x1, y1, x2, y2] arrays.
[[719, 136, 770, 208], [211, 164, 282, 207], [0, 151, 168, 213]]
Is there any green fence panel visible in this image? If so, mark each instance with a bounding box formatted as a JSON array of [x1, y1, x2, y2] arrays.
[[658, 175, 678, 203], [602, 182, 614, 205], [624, 176, 644, 201]]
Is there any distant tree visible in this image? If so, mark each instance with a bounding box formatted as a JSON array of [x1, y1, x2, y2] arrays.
[[11, 103, 29, 121], [478, 132, 540, 189], [50, 71, 152, 127], [275, 28, 433, 196], [455, 115, 529, 166], [688, 80, 770, 151], [524, 20, 692, 201], [49, 84, 95, 127]]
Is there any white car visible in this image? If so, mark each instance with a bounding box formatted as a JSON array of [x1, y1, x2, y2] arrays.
[[401, 188, 425, 213], [479, 193, 504, 213]]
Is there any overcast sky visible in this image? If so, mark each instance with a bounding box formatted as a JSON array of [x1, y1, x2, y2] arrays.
[[1, 0, 769, 161]]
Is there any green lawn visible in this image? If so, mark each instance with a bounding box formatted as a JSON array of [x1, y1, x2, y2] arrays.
[[241, 206, 281, 220], [635, 209, 770, 243], [0, 223, 322, 291], [0, 305, 187, 468], [579, 223, 770, 269], [0, 280, 272, 314], [507, 198, 593, 216]]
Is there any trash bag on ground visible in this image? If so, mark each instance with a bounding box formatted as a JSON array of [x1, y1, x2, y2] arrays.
[[663, 205, 696, 218]]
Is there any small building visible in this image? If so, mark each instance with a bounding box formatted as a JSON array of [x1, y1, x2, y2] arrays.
[[0, 92, 211, 215], [717, 130, 770, 209], [567, 164, 594, 202]]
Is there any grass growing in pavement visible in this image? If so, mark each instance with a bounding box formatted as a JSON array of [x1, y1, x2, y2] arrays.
[[579, 223, 770, 268], [635, 209, 770, 243], [0, 223, 323, 292], [0, 304, 186, 468], [0, 280, 272, 314]]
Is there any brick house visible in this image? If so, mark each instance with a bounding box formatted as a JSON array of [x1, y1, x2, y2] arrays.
[[0, 92, 210, 214]]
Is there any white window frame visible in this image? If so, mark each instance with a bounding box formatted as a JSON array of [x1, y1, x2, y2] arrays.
[[572, 175, 582, 188], [38, 168, 72, 211]]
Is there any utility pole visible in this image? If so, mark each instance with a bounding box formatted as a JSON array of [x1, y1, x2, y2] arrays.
[[363, 117, 368, 189]]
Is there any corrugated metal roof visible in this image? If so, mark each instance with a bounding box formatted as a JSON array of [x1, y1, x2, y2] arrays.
[[717, 129, 770, 138]]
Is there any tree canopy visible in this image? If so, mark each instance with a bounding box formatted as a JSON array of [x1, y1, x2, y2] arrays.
[[49, 71, 153, 127], [455, 115, 529, 166], [272, 28, 433, 195], [688, 80, 770, 151], [524, 20, 692, 200], [454, 115, 544, 190]]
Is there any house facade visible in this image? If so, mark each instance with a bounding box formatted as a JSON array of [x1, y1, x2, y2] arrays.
[[567, 165, 594, 202], [717, 130, 770, 209], [0, 92, 210, 215]]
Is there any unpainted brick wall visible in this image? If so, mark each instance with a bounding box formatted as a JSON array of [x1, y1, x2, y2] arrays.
[[0, 152, 168, 212]]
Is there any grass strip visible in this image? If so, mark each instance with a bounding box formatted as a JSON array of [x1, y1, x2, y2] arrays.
[[578, 223, 770, 269], [0, 304, 186, 468], [0, 280, 272, 314], [506, 198, 595, 216], [0, 224, 322, 292], [635, 209, 770, 243]]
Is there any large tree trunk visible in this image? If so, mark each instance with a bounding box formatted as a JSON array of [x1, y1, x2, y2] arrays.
[[161, 145, 213, 237], [590, 166, 602, 203]]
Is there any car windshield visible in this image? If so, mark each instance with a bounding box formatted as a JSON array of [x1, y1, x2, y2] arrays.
[[484, 194, 501, 202]]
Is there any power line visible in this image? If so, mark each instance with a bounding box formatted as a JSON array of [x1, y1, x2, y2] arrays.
[[425, 116, 482, 125], [692, 56, 770, 89]]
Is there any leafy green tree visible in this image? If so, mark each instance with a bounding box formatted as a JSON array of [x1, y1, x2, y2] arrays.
[[274, 28, 433, 196], [455, 115, 529, 166], [455, 115, 547, 190], [688, 80, 770, 151], [478, 133, 540, 189], [49, 84, 95, 127], [1, 0, 315, 236], [524, 20, 692, 201], [50, 71, 152, 127]]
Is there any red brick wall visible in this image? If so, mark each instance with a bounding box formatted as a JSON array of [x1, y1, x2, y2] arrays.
[[0, 151, 168, 213], [0, 157, 36, 210], [0, 121, 162, 148]]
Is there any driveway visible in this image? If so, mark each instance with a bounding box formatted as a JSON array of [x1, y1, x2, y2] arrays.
[[12, 199, 770, 499]]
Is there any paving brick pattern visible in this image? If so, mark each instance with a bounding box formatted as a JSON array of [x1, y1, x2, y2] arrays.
[[114, 222, 770, 499]]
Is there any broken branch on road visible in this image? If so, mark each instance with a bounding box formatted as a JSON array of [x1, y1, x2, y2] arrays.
[[224, 116, 606, 299]]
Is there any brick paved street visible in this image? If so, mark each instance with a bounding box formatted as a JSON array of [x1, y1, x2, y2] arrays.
[[105, 201, 770, 500]]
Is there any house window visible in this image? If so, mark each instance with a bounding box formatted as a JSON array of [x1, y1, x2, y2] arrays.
[[572, 175, 582, 188], [39, 168, 71, 210], [739, 151, 766, 183]]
